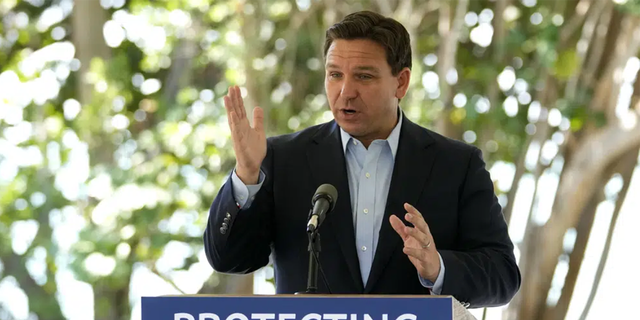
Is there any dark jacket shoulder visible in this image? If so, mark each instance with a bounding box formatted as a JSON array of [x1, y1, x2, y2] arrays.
[[267, 120, 337, 150]]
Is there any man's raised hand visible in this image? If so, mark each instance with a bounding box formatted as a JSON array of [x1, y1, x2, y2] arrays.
[[223, 85, 266, 184]]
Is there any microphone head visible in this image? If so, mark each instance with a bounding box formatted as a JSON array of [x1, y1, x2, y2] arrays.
[[312, 183, 338, 211]]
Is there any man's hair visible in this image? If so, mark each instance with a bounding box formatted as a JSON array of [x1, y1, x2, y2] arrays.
[[323, 11, 412, 76]]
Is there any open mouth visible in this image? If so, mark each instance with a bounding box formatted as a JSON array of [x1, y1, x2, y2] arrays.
[[342, 109, 356, 115]]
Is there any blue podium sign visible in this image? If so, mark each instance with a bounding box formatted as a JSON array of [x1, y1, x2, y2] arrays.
[[142, 295, 454, 320]]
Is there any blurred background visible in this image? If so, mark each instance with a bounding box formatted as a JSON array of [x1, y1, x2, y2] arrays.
[[0, 0, 639, 319]]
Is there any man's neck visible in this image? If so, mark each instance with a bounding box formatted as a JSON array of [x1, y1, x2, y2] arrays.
[[355, 110, 400, 148]]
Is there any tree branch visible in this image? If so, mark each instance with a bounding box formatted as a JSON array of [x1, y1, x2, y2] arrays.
[[149, 264, 186, 294], [559, 0, 593, 45], [564, 0, 610, 100], [525, 118, 640, 319], [546, 169, 607, 320], [435, 0, 468, 139], [578, 146, 639, 320], [436, 0, 467, 105], [492, 0, 509, 65], [589, 16, 640, 117], [579, 1, 614, 93]]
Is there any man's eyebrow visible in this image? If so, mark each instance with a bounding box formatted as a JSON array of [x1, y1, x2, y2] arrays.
[[353, 66, 380, 73], [325, 64, 380, 73], [326, 63, 340, 69]]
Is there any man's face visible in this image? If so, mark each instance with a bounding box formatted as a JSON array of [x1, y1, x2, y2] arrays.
[[324, 39, 410, 145]]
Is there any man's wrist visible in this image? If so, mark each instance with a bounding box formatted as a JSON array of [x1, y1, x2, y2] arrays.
[[236, 166, 260, 185], [427, 261, 441, 283]]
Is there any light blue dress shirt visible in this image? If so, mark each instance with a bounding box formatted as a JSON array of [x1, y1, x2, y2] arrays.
[[230, 113, 445, 294]]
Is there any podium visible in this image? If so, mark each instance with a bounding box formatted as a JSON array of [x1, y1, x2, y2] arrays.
[[141, 295, 476, 320]]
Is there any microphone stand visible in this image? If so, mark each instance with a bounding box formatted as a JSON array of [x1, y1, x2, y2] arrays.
[[305, 231, 321, 293], [296, 210, 321, 294]]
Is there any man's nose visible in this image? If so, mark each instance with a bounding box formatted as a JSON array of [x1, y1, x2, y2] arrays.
[[340, 78, 357, 99]]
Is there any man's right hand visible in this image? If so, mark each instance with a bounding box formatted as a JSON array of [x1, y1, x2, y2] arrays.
[[224, 85, 266, 185]]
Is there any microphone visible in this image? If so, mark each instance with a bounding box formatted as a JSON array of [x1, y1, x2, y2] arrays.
[[306, 184, 338, 234]]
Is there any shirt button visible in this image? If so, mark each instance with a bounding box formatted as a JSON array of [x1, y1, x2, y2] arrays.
[[353, 140, 358, 145], [361, 246, 367, 251], [365, 173, 370, 178], [363, 208, 368, 214]]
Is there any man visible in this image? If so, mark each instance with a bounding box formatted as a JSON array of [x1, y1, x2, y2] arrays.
[[204, 11, 520, 308]]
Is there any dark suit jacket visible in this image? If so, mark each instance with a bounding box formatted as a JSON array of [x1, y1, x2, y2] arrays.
[[204, 113, 521, 308]]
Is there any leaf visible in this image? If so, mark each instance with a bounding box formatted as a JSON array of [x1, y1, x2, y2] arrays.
[[554, 49, 579, 80]]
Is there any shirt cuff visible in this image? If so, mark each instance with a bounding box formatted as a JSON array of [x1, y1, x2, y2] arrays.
[[231, 168, 265, 208], [418, 251, 445, 295]]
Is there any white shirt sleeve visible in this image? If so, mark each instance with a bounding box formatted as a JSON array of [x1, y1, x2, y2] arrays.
[[418, 251, 446, 295], [230, 168, 265, 208]]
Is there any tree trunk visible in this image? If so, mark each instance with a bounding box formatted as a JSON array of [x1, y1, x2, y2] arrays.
[[515, 8, 640, 319], [198, 273, 254, 294], [545, 174, 607, 320], [0, 252, 64, 320], [71, 0, 110, 106], [502, 138, 527, 224], [94, 282, 130, 320], [435, 0, 468, 140], [507, 111, 555, 319], [578, 146, 639, 320], [517, 120, 640, 320], [0, 166, 65, 319]]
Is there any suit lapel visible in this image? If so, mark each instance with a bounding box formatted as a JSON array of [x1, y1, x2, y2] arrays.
[[306, 121, 364, 292], [364, 116, 437, 293]]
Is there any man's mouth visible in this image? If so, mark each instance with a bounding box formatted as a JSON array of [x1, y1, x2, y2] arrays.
[[342, 109, 356, 114]]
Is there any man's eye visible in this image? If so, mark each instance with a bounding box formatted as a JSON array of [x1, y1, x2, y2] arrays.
[[358, 74, 373, 80], [330, 72, 342, 78]]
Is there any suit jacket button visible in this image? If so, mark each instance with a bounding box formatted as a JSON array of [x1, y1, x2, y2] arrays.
[[220, 227, 227, 234], [226, 212, 231, 218], [223, 217, 230, 223], [222, 222, 228, 228]]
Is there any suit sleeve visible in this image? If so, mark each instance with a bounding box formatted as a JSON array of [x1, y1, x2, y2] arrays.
[[438, 147, 521, 308], [203, 140, 275, 274], [231, 168, 266, 208]]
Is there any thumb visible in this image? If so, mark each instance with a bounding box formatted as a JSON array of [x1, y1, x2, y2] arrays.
[[253, 106, 265, 133]]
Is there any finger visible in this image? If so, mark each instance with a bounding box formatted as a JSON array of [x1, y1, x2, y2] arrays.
[[229, 111, 245, 143], [403, 247, 429, 262], [228, 110, 236, 128], [253, 106, 264, 133], [226, 88, 239, 121], [230, 86, 239, 117], [224, 95, 233, 115], [228, 87, 237, 116], [403, 226, 431, 249], [389, 215, 408, 241], [237, 86, 246, 118], [234, 86, 246, 119], [404, 203, 432, 236], [225, 96, 237, 128]]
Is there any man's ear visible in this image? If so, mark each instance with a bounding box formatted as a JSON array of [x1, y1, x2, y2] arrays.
[[395, 67, 411, 99]]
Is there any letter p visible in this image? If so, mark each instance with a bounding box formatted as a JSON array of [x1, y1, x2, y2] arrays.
[[175, 313, 195, 320]]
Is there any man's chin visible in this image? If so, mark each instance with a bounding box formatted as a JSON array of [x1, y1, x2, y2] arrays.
[[337, 123, 365, 138]]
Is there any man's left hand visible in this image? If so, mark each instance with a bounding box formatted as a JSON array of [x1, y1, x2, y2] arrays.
[[389, 203, 441, 283]]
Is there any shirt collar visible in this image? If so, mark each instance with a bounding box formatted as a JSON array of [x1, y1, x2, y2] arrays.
[[340, 108, 403, 159]]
